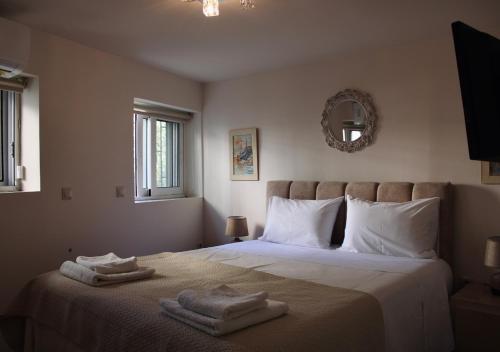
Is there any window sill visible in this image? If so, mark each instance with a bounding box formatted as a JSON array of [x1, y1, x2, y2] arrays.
[[0, 189, 41, 194], [134, 195, 200, 204], [0, 186, 20, 193]]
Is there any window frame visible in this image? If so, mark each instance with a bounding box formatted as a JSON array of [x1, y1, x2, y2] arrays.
[[134, 113, 184, 201], [0, 89, 20, 191]]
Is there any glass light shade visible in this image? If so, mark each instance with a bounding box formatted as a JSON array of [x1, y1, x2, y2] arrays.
[[203, 0, 219, 17], [240, 0, 256, 9]]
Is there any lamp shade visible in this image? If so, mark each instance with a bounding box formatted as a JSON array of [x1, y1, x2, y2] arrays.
[[225, 216, 248, 238], [484, 236, 500, 268]]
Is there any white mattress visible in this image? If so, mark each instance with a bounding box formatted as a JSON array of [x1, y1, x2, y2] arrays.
[[187, 240, 454, 352]]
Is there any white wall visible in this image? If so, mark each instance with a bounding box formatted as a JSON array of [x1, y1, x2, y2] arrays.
[[202, 30, 500, 284], [0, 28, 204, 312]]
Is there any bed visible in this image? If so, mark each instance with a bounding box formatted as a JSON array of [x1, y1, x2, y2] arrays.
[[2, 181, 454, 352]]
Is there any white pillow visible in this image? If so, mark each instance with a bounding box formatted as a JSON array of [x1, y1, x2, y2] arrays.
[[340, 196, 440, 258], [259, 196, 344, 249]]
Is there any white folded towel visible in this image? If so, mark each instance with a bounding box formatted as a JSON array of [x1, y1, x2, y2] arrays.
[[76, 253, 139, 274], [160, 298, 288, 336], [177, 285, 268, 320], [60, 261, 155, 286]]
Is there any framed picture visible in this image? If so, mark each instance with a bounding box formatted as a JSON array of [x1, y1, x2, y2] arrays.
[[481, 161, 500, 184], [229, 128, 259, 181]]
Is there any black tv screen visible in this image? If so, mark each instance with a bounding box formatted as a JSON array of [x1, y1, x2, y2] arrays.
[[452, 21, 500, 161]]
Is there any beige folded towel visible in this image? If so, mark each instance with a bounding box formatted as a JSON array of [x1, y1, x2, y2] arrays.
[[160, 298, 288, 336], [177, 285, 268, 320], [60, 261, 155, 286], [76, 253, 139, 274]]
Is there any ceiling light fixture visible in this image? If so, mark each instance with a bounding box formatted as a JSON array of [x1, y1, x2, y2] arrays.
[[203, 0, 219, 17], [182, 0, 255, 17]]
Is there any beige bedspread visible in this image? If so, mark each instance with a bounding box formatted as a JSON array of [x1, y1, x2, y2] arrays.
[[6, 252, 385, 352]]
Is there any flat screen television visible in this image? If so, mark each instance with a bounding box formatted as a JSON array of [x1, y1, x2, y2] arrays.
[[452, 21, 500, 161]]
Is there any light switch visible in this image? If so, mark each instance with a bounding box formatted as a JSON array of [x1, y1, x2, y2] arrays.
[[62, 187, 72, 200], [116, 185, 125, 198]]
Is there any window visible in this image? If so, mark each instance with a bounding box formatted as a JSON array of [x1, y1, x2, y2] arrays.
[[342, 127, 364, 142], [0, 89, 19, 190], [134, 113, 184, 199], [0, 76, 40, 194]]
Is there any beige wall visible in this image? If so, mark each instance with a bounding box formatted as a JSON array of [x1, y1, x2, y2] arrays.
[[3, 18, 500, 315], [202, 31, 500, 284], [0, 29, 204, 312]]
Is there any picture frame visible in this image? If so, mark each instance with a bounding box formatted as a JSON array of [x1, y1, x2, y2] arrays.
[[481, 161, 500, 184], [229, 128, 259, 181]]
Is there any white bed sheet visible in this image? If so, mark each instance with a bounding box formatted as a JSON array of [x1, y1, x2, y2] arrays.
[[187, 240, 454, 352]]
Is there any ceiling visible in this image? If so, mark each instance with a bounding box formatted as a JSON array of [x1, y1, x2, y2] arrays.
[[0, 0, 499, 82]]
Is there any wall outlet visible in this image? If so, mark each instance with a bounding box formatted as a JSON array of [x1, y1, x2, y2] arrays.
[[116, 185, 125, 198], [61, 187, 73, 200]]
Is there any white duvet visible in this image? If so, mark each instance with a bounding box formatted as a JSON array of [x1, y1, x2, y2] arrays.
[[187, 240, 454, 352]]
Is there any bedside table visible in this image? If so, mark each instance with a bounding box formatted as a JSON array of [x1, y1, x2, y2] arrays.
[[451, 283, 500, 352]]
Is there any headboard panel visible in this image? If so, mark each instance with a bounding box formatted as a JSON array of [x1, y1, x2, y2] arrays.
[[290, 181, 318, 200], [266, 181, 454, 269], [266, 181, 292, 208], [377, 182, 413, 202], [345, 182, 378, 201]]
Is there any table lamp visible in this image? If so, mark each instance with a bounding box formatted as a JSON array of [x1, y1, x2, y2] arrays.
[[225, 216, 248, 242], [484, 236, 500, 295]]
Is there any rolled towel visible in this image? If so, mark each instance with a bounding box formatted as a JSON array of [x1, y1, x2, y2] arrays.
[[177, 285, 268, 320], [160, 298, 288, 336], [76, 253, 139, 274], [60, 261, 155, 286]]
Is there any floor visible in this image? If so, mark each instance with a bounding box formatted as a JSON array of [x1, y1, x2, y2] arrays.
[[0, 318, 15, 352], [0, 337, 13, 352]]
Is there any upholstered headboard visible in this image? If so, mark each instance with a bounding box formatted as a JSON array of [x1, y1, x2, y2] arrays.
[[266, 181, 453, 269]]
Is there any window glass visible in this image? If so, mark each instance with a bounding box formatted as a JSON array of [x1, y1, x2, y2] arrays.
[[156, 120, 180, 189], [134, 113, 183, 200]]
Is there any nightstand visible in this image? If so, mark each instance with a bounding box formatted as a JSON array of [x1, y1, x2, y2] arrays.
[[451, 283, 500, 352]]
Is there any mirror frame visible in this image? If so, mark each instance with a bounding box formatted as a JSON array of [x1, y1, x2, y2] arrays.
[[321, 89, 377, 153]]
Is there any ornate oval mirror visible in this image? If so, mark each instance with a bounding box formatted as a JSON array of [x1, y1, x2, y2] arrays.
[[321, 89, 377, 153]]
